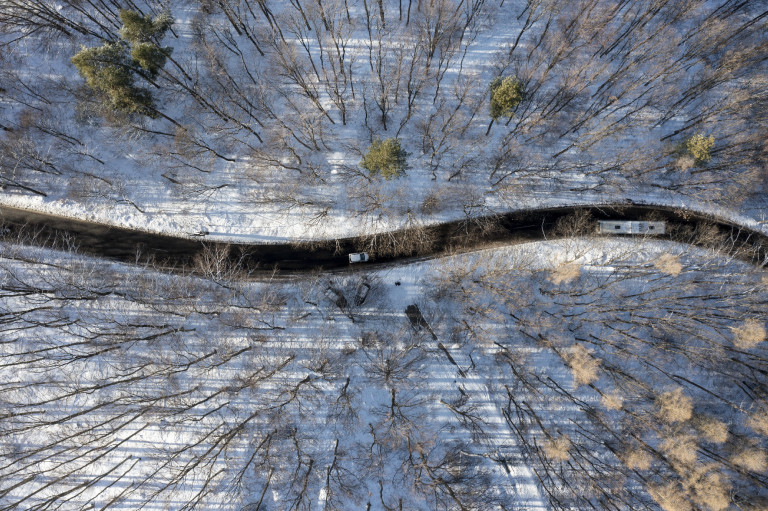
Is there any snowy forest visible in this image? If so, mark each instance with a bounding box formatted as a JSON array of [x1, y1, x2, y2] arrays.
[[0, 233, 766, 510], [0, 0, 766, 237], [0, 0, 767, 510]]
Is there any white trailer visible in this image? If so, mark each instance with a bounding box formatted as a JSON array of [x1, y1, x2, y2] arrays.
[[598, 220, 666, 235]]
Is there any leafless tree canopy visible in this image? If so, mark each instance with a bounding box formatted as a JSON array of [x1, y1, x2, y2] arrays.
[[0, 230, 765, 508], [1, 0, 766, 227]]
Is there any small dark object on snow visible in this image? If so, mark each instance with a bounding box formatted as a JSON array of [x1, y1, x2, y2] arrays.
[[405, 304, 437, 340], [354, 282, 371, 306], [324, 287, 348, 309]]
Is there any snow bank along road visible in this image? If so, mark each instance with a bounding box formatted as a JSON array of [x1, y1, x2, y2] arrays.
[[1, 203, 766, 272]]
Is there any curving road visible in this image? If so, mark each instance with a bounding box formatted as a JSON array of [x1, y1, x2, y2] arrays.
[[1, 203, 766, 273]]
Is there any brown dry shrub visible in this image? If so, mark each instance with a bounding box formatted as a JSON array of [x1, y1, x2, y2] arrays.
[[649, 482, 692, 511], [419, 187, 450, 215], [601, 391, 624, 411], [623, 449, 653, 471], [677, 155, 696, 171], [661, 433, 697, 466], [543, 434, 571, 462], [654, 253, 683, 276], [698, 418, 728, 444], [731, 448, 768, 472], [565, 344, 600, 387], [548, 261, 581, 285], [552, 210, 594, 237], [747, 412, 768, 437], [731, 319, 766, 350], [657, 388, 693, 424], [686, 466, 731, 511]]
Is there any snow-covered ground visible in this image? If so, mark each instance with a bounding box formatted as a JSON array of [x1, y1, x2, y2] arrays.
[[1, 2, 766, 507], [0, 235, 765, 509]]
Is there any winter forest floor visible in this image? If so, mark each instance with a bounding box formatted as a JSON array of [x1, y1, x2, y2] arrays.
[[0, 236, 766, 510], [1, 0, 767, 510]]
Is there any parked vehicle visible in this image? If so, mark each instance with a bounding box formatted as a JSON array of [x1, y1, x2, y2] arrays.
[[348, 252, 370, 263], [598, 220, 666, 235]]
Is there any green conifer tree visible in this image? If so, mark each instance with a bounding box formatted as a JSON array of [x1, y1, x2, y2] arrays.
[[71, 10, 173, 118], [361, 138, 409, 179], [489, 76, 525, 120]]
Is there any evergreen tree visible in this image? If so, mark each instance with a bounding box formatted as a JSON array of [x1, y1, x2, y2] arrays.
[[131, 43, 170, 78], [361, 138, 409, 179], [71, 10, 173, 118], [71, 42, 155, 117], [490, 76, 525, 120], [685, 133, 715, 164], [118, 10, 173, 44]]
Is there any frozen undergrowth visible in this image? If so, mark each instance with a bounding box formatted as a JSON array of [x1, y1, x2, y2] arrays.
[[1, 0, 766, 241], [0, 237, 765, 510]]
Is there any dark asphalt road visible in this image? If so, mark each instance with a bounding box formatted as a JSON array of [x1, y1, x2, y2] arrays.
[[1, 204, 766, 273]]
